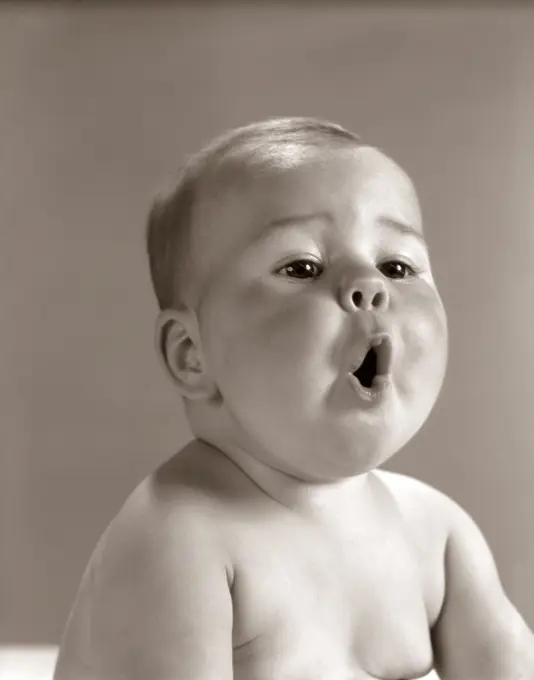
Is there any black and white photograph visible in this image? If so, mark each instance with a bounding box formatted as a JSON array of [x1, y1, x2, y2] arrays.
[[2, 2, 534, 679]]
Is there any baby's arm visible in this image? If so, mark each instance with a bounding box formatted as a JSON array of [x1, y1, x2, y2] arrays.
[[66, 489, 234, 680], [431, 497, 534, 680]]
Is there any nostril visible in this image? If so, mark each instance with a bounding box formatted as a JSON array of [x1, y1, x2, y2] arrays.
[[352, 291, 363, 307], [372, 291, 386, 308]]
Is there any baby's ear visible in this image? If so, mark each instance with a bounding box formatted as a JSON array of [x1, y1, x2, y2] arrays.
[[155, 309, 218, 401]]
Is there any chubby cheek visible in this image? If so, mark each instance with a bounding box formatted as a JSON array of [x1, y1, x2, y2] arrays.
[[200, 280, 337, 390], [397, 281, 448, 390]]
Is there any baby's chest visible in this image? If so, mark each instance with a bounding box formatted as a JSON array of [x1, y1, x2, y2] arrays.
[[231, 525, 435, 680]]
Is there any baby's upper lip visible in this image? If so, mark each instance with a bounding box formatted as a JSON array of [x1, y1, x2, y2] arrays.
[[349, 332, 394, 376]]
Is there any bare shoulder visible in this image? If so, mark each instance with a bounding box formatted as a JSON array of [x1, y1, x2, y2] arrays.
[[372, 468, 457, 534], [56, 440, 237, 679], [91, 439, 240, 608], [374, 469, 503, 549], [372, 469, 496, 563], [100, 437, 250, 554]]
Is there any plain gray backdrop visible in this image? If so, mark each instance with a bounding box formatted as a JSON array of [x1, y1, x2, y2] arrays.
[[2, 1, 533, 643]]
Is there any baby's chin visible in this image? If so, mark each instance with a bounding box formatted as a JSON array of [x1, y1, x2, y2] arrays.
[[265, 427, 409, 483], [330, 439, 407, 478], [318, 405, 434, 478]]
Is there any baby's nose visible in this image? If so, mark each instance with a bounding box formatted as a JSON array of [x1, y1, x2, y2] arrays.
[[343, 276, 389, 312]]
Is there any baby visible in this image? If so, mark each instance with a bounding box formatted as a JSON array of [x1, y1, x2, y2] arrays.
[[54, 117, 534, 680]]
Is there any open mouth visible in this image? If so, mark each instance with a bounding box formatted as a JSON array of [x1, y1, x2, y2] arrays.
[[351, 334, 393, 390]]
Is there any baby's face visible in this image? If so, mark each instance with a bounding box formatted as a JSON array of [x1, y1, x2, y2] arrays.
[[192, 147, 448, 482]]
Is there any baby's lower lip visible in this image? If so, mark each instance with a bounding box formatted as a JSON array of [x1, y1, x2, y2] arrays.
[[348, 373, 392, 403]]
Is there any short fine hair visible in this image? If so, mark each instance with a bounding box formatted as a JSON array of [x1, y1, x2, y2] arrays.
[[146, 116, 363, 311]]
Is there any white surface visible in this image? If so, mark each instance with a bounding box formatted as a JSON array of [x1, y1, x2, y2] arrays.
[[0, 647, 58, 680]]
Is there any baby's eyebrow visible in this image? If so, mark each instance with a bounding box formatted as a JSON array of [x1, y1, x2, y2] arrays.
[[252, 212, 430, 254], [250, 212, 331, 246], [264, 212, 331, 232], [378, 217, 429, 253]]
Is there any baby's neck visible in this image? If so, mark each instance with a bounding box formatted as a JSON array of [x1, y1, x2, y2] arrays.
[[196, 435, 372, 517]]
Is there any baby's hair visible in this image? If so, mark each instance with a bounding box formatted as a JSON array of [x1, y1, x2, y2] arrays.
[[146, 116, 363, 311]]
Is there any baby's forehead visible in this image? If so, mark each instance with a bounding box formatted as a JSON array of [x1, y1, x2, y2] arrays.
[[213, 144, 415, 196], [200, 145, 421, 231]]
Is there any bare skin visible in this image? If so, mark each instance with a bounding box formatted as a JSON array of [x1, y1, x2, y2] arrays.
[[54, 146, 534, 679], [56, 440, 442, 680], [54, 439, 533, 680]]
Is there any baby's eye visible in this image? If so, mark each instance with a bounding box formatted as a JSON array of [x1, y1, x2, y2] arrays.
[[277, 259, 323, 280], [378, 260, 418, 280]]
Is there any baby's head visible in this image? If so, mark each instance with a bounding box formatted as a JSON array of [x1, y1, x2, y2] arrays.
[[147, 117, 448, 482]]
